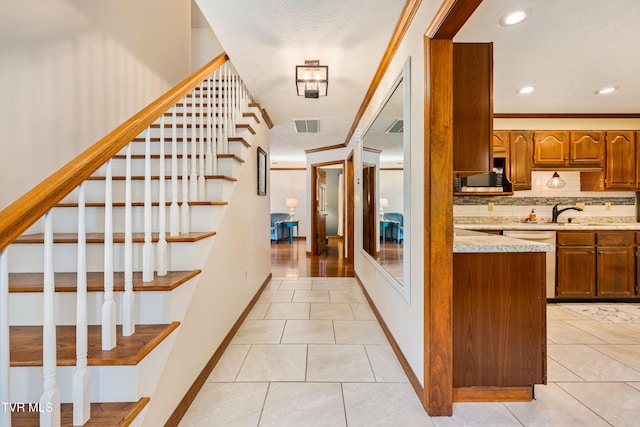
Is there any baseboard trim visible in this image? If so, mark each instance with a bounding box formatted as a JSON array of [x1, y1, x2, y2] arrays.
[[353, 273, 424, 404], [453, 386, 533, 402], [164, 272, 272, 426]]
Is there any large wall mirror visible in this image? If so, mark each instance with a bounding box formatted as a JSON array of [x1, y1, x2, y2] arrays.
[[361, 58, 410, 297]]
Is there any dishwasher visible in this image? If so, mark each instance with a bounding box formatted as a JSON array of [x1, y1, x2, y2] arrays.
[[503, 230, 556, 299]]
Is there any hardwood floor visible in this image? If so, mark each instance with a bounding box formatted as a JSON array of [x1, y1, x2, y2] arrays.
[[271, 236, 354, 277]]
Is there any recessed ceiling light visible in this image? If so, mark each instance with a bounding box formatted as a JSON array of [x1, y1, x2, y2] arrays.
[[499, 9, 529, 27], [595, 86, 617, 95], [517, 86, 535, 95]]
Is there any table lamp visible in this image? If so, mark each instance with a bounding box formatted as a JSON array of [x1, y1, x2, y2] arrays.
[[379, 197, 389, 218], [285, 198, 299, 219]]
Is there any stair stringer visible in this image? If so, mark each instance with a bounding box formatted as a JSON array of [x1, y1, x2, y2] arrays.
[[136, 110, 271, 425]]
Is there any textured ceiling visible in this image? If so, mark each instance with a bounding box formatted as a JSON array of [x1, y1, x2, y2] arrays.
[[456, 0, 640, 114], [196, 0, 407, 166], [198, 0, 640, 167]]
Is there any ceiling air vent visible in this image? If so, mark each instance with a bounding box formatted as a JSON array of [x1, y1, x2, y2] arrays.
[[385, 119, 403, 134], [294, 119, 319, 133]]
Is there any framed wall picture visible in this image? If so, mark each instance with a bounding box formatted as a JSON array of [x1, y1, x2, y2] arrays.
[[257, 146, 267, 196]]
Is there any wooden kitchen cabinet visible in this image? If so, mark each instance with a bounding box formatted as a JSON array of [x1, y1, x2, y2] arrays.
[[597, 232, 636, 297], [493, 130, 509, 156], [533, 131, 570, 166], [454, 251, 545, 400], [453, 43, 493, 173], [556, 230, 637, 299], [509, 130, 533, 190], [606, 130, 635, 189], [556, 232, 596, 298], [570, 131, 605, 166]]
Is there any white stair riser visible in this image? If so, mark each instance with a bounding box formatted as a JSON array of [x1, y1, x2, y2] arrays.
[[115, 139, 250, 157], [8, 276, 197, 327], [9, 329, 177, 403], [7, 239, 211, 273], [9, 291, 173, 326], [134, 124, 253, 139], [92, 157, 242, 178], [48, 205, 222, 234], [59, 179, 235, 204]]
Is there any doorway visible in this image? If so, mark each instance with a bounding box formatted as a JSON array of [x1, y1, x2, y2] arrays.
[[310, 161, 350, 260]]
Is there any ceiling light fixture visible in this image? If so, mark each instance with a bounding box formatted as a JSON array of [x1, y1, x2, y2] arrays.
[[546, 171, 566, 189], [296, 60, 328, 98], [595, 86, 617, 95], [499, 9, 529, 27], [517, 86, 535, 95]]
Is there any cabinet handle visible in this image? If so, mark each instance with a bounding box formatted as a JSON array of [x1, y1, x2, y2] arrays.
[[590, 251, 596, 254], [598, 251, 604, 254]]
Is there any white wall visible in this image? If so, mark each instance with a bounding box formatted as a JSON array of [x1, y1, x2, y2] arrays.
[[347, 1, 446, 387], [380, 169, 404, 215], [191, 28, 224, 72], [0, 0, 191, 210], [270, 169, 307, 237]]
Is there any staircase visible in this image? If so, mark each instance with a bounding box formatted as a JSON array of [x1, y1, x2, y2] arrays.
[[0, 53, 271, 426]]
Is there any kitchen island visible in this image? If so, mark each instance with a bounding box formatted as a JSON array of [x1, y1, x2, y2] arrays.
[[453, 229, 553, 402]]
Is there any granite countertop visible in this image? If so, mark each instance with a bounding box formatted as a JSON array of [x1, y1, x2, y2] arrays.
[[455, 222, 640, 231], [453, 228, 554, 253]]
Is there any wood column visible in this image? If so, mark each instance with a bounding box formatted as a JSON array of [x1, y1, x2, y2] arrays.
[[423, 36, 454, 416]]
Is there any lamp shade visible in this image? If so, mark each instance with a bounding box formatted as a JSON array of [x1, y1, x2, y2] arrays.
[[379, 198, 389, 208], [285, 198, 299, 208], [546, 171, 566, 189]]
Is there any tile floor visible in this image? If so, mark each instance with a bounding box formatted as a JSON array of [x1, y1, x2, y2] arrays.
[[180, 278, 640, 426]]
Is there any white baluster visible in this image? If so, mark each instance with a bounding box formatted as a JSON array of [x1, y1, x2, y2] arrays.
[[198, 83, 206, 200], [206, 75, 214, 175], [180, 97, 191, 234], [157, 116, 168, 276], [224, 62, 231, 152], [216, 69, 225, 155], [190, 89, 198, 201], [123, 143, 135, 335], [40, 212, 61, 427], [143, 127, 154, 282], [73, 183, 90, 425], [170, 106, 180, 236], [102, 160, 116, 350], [0, 250, 10, 427]]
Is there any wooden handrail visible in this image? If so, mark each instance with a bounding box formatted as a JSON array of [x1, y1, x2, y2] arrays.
[[0, 53, 229, 253]]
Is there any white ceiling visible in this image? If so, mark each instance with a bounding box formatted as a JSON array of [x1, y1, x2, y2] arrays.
[[196, 0, 407, 166], [198, 0, 640, 166], [456, 0, 640, 115]]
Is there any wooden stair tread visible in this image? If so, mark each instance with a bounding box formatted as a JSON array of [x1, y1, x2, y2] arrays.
[[55, 201, 228, 207], [11, 397, 150, 427], [243, 111, 261, 124], [86, 174, 237, 181], [8, 270, 201, 293], [228, 136, 251, 148], [10, 323, 179, 366], [14, 231, 216, 244], [112, 153, 244, 162], [131, 136, 249, 146]]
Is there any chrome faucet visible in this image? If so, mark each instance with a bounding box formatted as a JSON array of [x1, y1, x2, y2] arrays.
[[551, 203, 583, 223]]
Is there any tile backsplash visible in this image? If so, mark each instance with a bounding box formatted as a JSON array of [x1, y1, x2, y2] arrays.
[[454, 171, 637, 223]]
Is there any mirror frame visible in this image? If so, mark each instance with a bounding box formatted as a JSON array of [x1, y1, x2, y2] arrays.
[[360, 57, 411, 301]]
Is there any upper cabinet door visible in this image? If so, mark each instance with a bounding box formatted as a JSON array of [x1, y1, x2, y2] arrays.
[[606, 131, 635, 189], [509, 130, 533, 190], [533, 131, 570, 166], [493, 130, 509, 157], [453, 43, 493, 173], [570, 131, 605, 166]]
